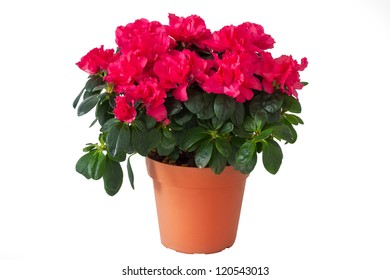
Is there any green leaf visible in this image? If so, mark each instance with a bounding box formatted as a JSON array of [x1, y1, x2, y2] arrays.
[[173, 110, 193, 125], [197, 93, 215, 119], [73, 87, 85, 109], [283, 95, 302, 113], [131, 127, 160, 156], [242, 116, 257, 132], [96, 99, 112, 126], [248, 95, 263, 117], [214, 95, 236, 121], [165, 97, 183, 116], [235, 153, 257, 174], [254, 128, 273, 142], [89, 118, 98, 128], [100, 118, 120, 132], [231, 102, 245, 126], [262, 139, 283, 174], [181, 127, 207, 150], [184, 90, 205, 114], [144, 115, 156, 130], [127, 156, 135, 190], [219, 122, 234, 135], [262, 93, 283, 113], [215, 137, 232, 157], [272, 124, 294, 143], [77, 94, 101, 116], [75, 151, 95, 179], [87, 151, 106, 180], [106, 123, 131, 157], [103, 159, 123, 196], [236, 141, 256, 165], [284, 113, 304, 125], [195, 141, 213, 168], [283, 121, 298, 143], [85, 75, 103, 92], [209, 150, 227, 174]]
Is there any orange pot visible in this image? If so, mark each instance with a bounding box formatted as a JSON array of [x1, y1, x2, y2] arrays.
[[146, 157, 249, 254]]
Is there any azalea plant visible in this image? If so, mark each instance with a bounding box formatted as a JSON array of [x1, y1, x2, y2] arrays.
[[73, 14, 308, 196]]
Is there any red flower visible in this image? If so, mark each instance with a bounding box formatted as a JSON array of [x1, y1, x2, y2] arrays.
[[104, 53, 147, 92], [202, 52, 262, 102], [113, 95, 137, 123], [154, 50, 191, 101], [76, 45, 117, 75], [257, 53, 308, 97], [167, 14, 211, 47], [204, 22, 275, 53], [115, 19, 172, 62], [125, 78, 167, 122]]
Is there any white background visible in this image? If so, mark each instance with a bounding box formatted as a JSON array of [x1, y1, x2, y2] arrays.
[[0, 0, 389, 279]]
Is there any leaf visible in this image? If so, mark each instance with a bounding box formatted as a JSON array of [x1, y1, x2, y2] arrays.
[[283, 95, 302, 113], [236, 141, 256, 165], [106, 123, 131, 157], [195, 141, 213, 168], [235, 153, 257, 174], [127, 156, 135, 190], [89, 118, 98, 128], [209, 150, 227, 174], [100, 118, 120, 132], [165, 97, 183, 116], [248, 95, 263, 117], [181, 127, 207, 150], [103, 159, 123, 196], [184, 90, 205, 114], [215, 137, 232, 157], [73, 87, 85, 109], [197, 93, 215, 119], [284, 113, 304, 125], [96, 99, 112, 126], [272, 124, 294, 143], [219, 122, 234, 135], [75, 152, 95, 179], [77, 94, 101, 116], [214, 95, 236, 121], [231, 102, 245, 126], [87, 151, 106, 180], [85, 75, 103, 92], [262, 93, 283, 113], [262, 139, 283, 174]]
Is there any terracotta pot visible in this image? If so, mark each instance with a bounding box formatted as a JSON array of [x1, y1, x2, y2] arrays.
[[146, 157, 249, 254]]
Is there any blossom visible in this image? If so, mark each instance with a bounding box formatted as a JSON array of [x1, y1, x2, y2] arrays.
[[204, 22, 275, 53], [115, 19, 172, 62], [125, 78, 167, 121], [201, 52, 262, 102], [104, 53, 148, 92], [256, 53, 308, 97], [113, 95, 137, 123], [76, 45, 117, 75], [167, 14, 211, 47], [154, 50, 191, 101]]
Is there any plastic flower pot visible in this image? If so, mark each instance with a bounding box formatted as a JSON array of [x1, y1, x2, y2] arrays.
[[146, 157, 249, 254]]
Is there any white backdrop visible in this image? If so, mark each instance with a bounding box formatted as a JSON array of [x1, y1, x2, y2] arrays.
[[0, 0, 389, 279]]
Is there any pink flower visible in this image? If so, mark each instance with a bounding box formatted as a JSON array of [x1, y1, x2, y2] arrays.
[[256, 53, 308, 97], [76, 45, 117, 75], [115, 19, 172, 62], [104, 53, 147, 92], [167, 14, 211, 47], [154, 50, 191, 101], [125, 78, 167, 122], [201, 52, 262, 102], [113, 95, 137, 123], [204, 22, 275, 53]]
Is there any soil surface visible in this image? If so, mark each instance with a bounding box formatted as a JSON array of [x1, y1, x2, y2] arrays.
[[148, 150, 197, 167]]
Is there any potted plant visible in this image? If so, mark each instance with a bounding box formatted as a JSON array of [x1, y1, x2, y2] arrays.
[[73, 13, 308, 253]]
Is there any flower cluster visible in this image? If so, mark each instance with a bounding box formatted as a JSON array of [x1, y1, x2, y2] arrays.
[[76, 13, 307, 124], [74, 14, 308, 196]]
